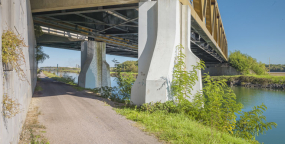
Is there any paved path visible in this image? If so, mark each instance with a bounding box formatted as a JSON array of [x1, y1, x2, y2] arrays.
[[37, 73, 160, 144]]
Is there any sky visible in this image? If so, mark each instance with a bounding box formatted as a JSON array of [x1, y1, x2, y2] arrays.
[[39, 0, 285, 68]]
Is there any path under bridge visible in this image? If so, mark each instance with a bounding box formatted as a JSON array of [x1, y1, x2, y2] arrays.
[[32, 0, 229, 105]]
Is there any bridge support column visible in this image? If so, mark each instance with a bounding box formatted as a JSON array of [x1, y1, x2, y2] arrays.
[[131, 0, 202, 105], [78, 41, 111, 89]]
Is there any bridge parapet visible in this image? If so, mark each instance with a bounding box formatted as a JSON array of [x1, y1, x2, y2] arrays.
[[181, 0, 228, 60]]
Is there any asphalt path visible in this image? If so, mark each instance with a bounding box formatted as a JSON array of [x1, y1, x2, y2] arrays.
[[36, 73, 160, 144]]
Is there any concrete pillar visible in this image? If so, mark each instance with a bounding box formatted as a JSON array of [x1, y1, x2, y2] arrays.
[[78, 41, 111, 89], [182, 5, 203, 102], [131, 0, 202, 105]]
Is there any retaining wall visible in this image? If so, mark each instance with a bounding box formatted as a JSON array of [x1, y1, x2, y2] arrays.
[[0, 0, 37, 143]]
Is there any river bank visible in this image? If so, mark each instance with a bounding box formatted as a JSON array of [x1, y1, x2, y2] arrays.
[[212, 74, 285, 90]]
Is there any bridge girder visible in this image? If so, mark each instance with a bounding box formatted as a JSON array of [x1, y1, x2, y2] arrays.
[[32, 0, 228, 63]]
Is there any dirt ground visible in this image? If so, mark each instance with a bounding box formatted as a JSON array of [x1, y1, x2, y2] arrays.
[[19, 88, 49, 144]]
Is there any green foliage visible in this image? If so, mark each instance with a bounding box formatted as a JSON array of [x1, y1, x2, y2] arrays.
[[115, 45, 277, 143], [2, 30, 28, 82], [200, 75, 243, 133], [212, 75, 285, 85], [35, 85, 43, 92], [234, 104, 277, 142], [114, 60, 138, 73], [112, 59, 135, 100], [117, 107, 250, 144], [34, 25, 44, 38], [266, 64, 285, 72], [171, 44, 205, 102], [229, 51, 267, 75], [36, 46, 49, 64], [43, 71, 76, 86]]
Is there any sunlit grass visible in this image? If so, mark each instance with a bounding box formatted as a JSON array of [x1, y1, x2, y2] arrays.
[[212, 74, 285, 84], [116, 107, 249, 144]]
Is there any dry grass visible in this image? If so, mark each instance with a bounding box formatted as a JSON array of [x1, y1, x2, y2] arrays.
[[19, 98, 49, 144]]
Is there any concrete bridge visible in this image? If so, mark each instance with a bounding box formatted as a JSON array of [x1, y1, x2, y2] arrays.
[[32, 0, 228, 104], [0, 0, 228, 143]]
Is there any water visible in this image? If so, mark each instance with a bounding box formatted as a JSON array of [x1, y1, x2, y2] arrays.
[[232, 87, 285, 144], [51, 72, 285, 143], [51, 71, 117, 86]]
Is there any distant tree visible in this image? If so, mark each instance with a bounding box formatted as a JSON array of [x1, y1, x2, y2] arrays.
[[117, 60, 138, 72]]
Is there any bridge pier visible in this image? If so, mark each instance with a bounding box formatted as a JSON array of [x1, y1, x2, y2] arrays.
[[78, 41, 111, 89], [131, 0, 202, 105]]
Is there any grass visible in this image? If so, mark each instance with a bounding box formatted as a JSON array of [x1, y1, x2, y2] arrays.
[[43, 71, 77, 86], [19, 101, 49, 144], [58, 69, 80, 73], [116, 107, 249, 144], [35, 85, 43, 92], [43, 71, 96, 92], [212, 74, 285, 84]]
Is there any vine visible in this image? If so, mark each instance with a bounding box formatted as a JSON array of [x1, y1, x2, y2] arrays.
[[2, 93, 21, 119], [2, 30, 29, 83]]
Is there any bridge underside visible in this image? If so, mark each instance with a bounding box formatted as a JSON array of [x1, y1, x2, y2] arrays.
[[33, 3, 225, 64]]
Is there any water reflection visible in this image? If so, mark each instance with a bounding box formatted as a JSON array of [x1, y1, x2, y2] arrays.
[[232, 87, 285, 144], [50, 71, 117, 87]]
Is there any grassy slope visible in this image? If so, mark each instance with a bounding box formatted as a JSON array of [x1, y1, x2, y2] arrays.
[[116, 108, 250, 144], [212, 74, 285, 84], [43, 71, 77, 86]]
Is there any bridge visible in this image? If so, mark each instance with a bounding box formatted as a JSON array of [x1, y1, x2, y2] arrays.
[[31, 0, 228, 105], [0, 0, 228, 143]]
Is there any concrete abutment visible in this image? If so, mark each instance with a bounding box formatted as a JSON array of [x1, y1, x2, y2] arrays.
[[78, 41, 111, 89], [131, 0, 202, 105], [0, 0, 37, 143]]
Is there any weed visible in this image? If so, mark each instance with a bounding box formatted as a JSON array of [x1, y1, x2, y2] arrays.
[[2, 30, 29, 83], [2, 93, 21, 119]]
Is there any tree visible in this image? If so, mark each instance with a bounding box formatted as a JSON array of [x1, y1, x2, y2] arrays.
[[36, 46, 49, 65]]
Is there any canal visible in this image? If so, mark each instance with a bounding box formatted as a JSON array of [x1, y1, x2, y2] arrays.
[[54, 71, 285, 143]]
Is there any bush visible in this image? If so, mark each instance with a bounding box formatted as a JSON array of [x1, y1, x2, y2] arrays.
[[229, 51, 267, 75], [130, 45, 277, 143], [112, 59, 136, 100]]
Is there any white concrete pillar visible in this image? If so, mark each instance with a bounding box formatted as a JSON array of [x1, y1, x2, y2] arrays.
[[131, 0, 202, 105], [78, 41, 111, 89], [182, 5, 202, 102]]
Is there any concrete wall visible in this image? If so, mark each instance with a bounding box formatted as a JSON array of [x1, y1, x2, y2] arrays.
[[0, 0, 37, 143], [202, 64, 241, 76]]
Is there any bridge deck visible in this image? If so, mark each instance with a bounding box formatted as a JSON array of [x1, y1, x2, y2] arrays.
[[32, 0, 228, 63]]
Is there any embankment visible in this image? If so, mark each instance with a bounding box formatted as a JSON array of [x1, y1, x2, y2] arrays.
[[212, 75, 285, 89]]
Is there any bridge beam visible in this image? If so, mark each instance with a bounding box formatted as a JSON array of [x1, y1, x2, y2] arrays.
[[78, 41, 111, 89], [131, 0, 202, 105], [31, 0, 139, 12]]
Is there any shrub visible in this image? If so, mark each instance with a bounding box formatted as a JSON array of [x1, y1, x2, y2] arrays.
[[112, 59, 135, 100], [229, 51, 267, 75]]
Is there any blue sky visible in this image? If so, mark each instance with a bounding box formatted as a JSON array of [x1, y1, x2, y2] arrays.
[[39, 0, 285, 68]]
